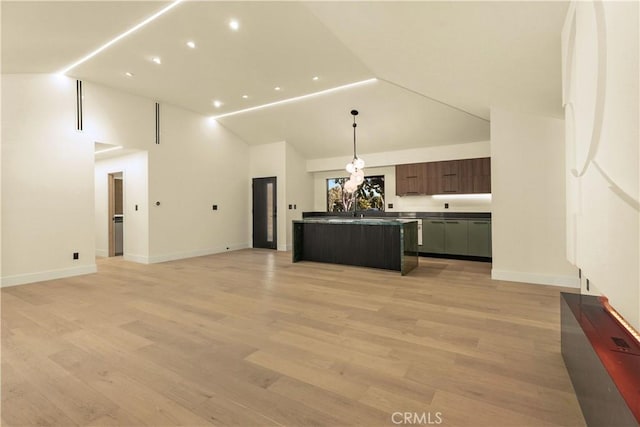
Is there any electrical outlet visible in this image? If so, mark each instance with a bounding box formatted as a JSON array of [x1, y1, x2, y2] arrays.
[[73, 252, 79, 260], [444, 203, 449, 209], [135, 204, 138, 211], [388, 203, 393, 209], [288, 204, 292, 209], [212, 205, 218, 210]]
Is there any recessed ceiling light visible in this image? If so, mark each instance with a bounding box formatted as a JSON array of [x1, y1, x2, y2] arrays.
[[152, 57, 161, 65], [242, 95, 249, 99], [186, 41, 196, 49], [125, 72, 134, 77], [312, 76, 319, 81], [213, 100, 223, 108], [274, 87, 281, 91], [229, 19, 240, 31]]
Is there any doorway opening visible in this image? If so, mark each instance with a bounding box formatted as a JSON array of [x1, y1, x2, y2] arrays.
[[108, 172, 124, 256], [252, 177, 277, 249]]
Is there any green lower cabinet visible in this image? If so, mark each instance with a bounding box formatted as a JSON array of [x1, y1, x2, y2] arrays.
[[420, 217, 492, 258], [444, 221, 468, 255], [422, 220, 445, 253], [468, 221, 492, 257]]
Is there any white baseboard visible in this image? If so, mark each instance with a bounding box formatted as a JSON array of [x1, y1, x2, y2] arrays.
[[148, 243, 249, 264], [1, 264, 97, 288], [123, 254, 150, 264], [277, 243, 291, 251], [95, 249, 108, 257], [491, 269, 580, 288]]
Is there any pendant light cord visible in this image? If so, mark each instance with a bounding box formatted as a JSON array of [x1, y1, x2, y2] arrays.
[[352, 109, 358, 161]]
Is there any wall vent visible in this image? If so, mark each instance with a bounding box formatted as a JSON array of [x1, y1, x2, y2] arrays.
[[155, 102, 160, 144], [76, 80, 83, 131]]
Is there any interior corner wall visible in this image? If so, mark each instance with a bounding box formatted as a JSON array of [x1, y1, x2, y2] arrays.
[[563, 1, 639, 327], [285, 143, 314, 250], [94, 152, 149, 262], [248, 141, 287, 250], [490, 108, 578, 288], [84, 80, 250, 263], [1, 74, 96, 286]]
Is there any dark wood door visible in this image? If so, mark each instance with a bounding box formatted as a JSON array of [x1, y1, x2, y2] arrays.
[[252, 177, 277, 249]]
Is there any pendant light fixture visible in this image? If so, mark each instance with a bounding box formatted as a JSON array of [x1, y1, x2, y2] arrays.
[[344, 109, 365, 193]]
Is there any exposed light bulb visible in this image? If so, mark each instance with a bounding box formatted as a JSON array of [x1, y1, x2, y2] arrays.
[[346, 163, 355, 173], [186, 41, 196, 49], [354, 157, 365, 169], [213, 100, 223, 108], [344, 179, 357, 193], [229, 19, 240, 31], [152, 57, 161, 65]]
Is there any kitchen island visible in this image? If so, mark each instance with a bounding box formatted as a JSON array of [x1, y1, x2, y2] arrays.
[[292, 217, 419, 275]]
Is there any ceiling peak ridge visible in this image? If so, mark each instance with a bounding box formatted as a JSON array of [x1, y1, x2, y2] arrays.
[[377, 77, 489, 123]]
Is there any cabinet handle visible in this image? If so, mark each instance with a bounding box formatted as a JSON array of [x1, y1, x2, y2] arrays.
[[473, 221, 488, 224], [406, 175, 418, 178], [431, 221, 444, 224], [446, 221, 459, 224]]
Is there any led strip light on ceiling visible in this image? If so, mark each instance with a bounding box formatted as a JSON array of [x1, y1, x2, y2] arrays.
[[58, 0, 185, 75], [211, 78, 378, 120]]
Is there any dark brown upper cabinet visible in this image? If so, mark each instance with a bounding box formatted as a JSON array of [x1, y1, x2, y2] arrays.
[[395, 163, 426, 196], [396, 157, 491, 196]]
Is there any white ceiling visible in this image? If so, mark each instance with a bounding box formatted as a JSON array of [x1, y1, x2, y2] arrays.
[[2, 1, 568, 160]]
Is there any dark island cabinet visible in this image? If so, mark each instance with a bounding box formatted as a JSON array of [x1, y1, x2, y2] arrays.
[[396, 157, 491, 196]]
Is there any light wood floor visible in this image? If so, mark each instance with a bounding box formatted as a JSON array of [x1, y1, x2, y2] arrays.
[[1, 250, 585, 426]]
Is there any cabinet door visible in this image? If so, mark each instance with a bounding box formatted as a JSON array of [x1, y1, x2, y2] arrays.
[[444, 220, 468, 255], [441, 160, 460, 194], [424, 162, 441, 195], [472, 157, 491, 193], [466, 157, 490, 193], [458, 159, 474, 194], [468, 220, 492, 257], [396, 163, 424, 195], [422, 220, 445, 253]]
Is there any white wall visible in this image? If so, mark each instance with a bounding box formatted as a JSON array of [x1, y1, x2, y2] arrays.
[[491, 108, 578, 287], [563, 1, 639, 327], [1, 74, 96, 286], [311, 141, 492, 213], [2, 74, 251, 287], [285, 143, 314, 249], [94, 152, 149, 262], [83, 82, 250, 263], [147, 105, 249, 261]]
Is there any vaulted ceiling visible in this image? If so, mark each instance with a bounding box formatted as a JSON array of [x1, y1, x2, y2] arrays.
[[2, 1, 568, 159]]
